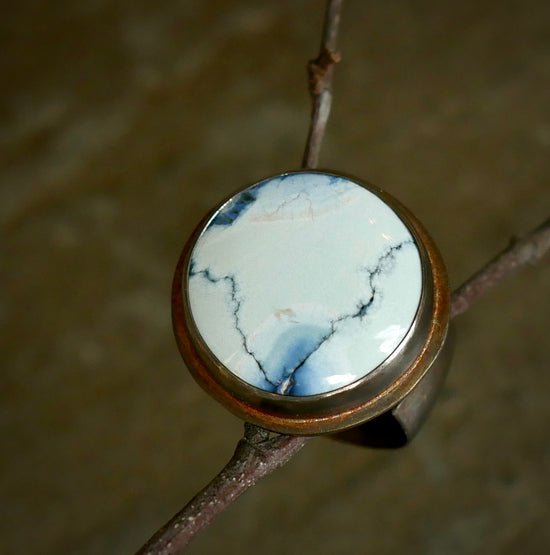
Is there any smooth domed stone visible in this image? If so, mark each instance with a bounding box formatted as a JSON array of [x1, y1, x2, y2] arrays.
[[187, 172, 422, 396]]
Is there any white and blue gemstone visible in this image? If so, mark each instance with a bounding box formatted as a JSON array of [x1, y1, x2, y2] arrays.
[[187, 172, 422, 396]]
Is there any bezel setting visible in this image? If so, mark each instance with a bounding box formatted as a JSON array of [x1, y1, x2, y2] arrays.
[[172, 170, 450, 435]]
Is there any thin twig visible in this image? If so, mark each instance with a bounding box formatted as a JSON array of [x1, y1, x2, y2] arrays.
[[136, 426, 310, 554], [137, 217, 550, 554], [301, 0, 343, 169], [451, 217, 550, 318], [137, 4, 343, 553]]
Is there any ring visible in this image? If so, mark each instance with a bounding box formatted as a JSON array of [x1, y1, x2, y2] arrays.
[[172, 171, 452, 447]]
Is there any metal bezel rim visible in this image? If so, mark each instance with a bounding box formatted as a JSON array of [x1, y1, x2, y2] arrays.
[[172, 170, 450, 435]]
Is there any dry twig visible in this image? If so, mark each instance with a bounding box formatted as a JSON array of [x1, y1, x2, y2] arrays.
[[137, 426, 309, 554], [138, 3, 343, 552], [451, 217, 550, 318], [136, 1, 549, 552], [302, 0, 343, 169], [136, 216, 550, 554]]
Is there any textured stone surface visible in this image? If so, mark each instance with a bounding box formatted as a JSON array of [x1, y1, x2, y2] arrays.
[[188, 172, 421, 395], [1, 1, 550, 554]]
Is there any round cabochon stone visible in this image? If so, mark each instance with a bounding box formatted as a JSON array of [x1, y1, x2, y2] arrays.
[[187, 172, 422, 396]]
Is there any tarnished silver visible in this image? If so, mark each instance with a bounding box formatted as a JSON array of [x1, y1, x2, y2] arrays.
[[172, 171, 452, 445]]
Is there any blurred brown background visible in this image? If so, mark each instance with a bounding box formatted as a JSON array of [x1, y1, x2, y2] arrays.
[[2, 1, 550, 553]]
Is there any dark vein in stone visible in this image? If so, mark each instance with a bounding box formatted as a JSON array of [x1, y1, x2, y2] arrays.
[[191, 238, 414, 395], [277, 239, 414, 394], [190, 264, 277, 387]]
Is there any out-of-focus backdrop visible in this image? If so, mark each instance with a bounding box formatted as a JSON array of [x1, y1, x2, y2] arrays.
[[2, 1, 550, 553]]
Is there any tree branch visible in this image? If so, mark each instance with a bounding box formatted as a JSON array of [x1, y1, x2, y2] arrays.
[[136, 216, 550, 554], [301, 0, 343, 169], [137, 425, 309, 555], [451, 217, 550, 318], [137, 4, 343, 552]]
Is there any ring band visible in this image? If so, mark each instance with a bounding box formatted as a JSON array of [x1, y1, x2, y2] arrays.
[[172, 171, 451, 445]]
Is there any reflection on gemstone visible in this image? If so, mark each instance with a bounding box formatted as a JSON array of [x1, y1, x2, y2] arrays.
[[376, 324, 408, 354]]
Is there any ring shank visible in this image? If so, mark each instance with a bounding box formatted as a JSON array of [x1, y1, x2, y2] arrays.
[[331, 326, 454, 447]]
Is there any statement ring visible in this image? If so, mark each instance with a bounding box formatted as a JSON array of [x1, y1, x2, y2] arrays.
[[172, 171, 452, 447]]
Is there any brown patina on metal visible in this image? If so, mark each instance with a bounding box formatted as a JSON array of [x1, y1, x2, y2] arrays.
[[172, 172, 451, 443]]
